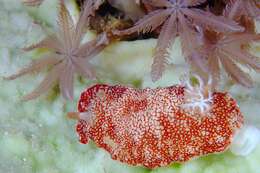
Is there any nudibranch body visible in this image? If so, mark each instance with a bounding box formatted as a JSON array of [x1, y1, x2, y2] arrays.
[[70, 82, 244, 168]]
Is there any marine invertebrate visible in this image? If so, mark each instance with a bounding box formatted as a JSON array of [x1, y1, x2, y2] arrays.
[[16, 0, 260, 98], [115, 0, 244, 81], [194, 29, 260, 87], [68, 77, 244, 168], [181, 75, 213, 114], [5, 0, 108, 100], [192, 1, 260, 88], [224, 0, 260, 21], [2, 0, 260, 171]]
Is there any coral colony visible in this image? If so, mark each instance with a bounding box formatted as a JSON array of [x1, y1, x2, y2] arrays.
[[5, 0, 260, 169]]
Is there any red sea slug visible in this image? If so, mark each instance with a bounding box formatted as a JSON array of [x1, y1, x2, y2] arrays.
[[68, 80, 244, 168]]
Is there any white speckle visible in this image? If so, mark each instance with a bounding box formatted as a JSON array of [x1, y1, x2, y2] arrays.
[[201, 130, 209, 136], [215, 135, 225, 143], [187, 145, 195, 154]]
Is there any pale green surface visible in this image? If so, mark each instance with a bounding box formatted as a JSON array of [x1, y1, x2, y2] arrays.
[[0, 0, 260, 173]]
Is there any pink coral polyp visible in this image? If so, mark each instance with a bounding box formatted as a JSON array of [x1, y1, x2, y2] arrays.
[[75, 84, 243, 168]]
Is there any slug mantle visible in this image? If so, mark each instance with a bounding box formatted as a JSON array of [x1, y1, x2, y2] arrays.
[[69, 83, 244, 168]]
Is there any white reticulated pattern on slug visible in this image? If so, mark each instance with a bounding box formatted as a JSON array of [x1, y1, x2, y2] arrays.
[[230, 125, 260, 156]]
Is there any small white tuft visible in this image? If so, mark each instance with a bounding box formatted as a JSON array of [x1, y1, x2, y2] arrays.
[[181, 75, 213, 115]]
